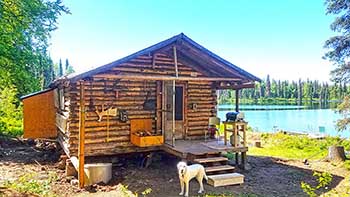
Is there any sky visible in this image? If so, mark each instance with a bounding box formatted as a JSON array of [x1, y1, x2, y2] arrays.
[[49, 0, 336, 82]]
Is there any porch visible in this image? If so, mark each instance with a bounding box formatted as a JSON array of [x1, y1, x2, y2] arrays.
[[160, 139, 248, 168]]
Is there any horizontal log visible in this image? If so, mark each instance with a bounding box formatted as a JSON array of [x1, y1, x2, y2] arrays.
[[188, 121, 209, 126], [68, 146, 159, 157], [92, 73, 242, 82], [187, 89, 213, 94], [70, 135, 130, 144], [188, 125, 208, 130], [188, 81, 213, 85], [187, 116, 213, 121], [187, 129, 206, 136], [69, 141, 133, 150], [69, 124, 130, 131], [115, 63, 193, 71], [112, 67, 200, 76], [187, 112, 213, 117], [70, 130, 130, 138], [187, 109, 212, 113]]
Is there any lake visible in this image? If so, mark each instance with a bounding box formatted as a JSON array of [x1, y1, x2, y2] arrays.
[[217, 104, 349, 138]]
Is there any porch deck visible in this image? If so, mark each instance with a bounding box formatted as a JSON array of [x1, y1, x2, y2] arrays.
[[160, 139, 248, 160]]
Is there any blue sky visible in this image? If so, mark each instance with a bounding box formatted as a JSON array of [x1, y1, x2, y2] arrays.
[[50, 0, 335, 82]]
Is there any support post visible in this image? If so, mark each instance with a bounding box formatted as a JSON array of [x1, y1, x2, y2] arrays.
[[172, 45, 178, 147], [241, 152, 246, 170], [173, 46, 179, 78], [78, 80, 85, 188], [172, 80, 175, 147], [235, 89, 240, 112]]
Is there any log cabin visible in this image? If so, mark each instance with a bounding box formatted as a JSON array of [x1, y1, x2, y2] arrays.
[[22, 33, 260, 168]]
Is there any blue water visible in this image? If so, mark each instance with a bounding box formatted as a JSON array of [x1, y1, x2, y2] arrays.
[[218, 105, 349, 138]]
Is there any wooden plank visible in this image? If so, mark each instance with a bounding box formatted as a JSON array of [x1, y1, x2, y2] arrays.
[[156, 81, 162, 135], [193, 156, 228, 163], [93, 73, 242, 81], [207, 173, 244, 187], [56, 113, 68, 133], [70, 156, 89, 185], [184, 82, 188, 138], [205, 165, 235, 173], [78, 80, 85, 188]]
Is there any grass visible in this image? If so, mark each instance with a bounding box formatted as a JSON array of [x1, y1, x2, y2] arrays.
[[247, 132, 350, 161], [4, 172, 58, 196]]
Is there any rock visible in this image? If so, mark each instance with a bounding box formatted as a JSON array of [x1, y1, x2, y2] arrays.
[[244, 162, 252, 170], [66, 176, 75, 183], [57, 159, 66, 170], [26, 138, 35, 146], [70, 179, 79, 186]]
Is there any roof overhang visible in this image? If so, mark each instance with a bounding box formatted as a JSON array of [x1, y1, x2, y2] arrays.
[[61, 33, 261, 84]]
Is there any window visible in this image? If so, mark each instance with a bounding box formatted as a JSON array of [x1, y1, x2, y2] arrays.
[[175, 86, 183, 120]]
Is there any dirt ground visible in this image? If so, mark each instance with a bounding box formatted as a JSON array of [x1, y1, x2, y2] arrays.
[[0, 136, 349, 197]]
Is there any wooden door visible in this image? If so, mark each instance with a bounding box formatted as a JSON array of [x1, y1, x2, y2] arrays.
[[163, 82, 185, 141]]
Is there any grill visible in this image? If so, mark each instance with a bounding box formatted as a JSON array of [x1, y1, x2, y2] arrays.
[[225, 112, 245, 122]]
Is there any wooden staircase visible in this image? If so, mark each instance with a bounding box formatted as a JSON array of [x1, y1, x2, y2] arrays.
[[193, 154, 244, 187]]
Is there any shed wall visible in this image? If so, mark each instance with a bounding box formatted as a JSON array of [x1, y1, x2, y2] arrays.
[[23, 90, 56, 138]]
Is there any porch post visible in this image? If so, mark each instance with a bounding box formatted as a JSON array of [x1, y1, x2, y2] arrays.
[[172, 45, 178, 147], [235, 89, 240, 112], [172, 80, 175, 147], [78, 80, 85, 188]]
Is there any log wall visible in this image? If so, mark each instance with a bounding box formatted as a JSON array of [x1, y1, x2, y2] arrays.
[[58, 53, 217, 156]]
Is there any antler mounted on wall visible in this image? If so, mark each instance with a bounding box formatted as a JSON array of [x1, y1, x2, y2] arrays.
[[95, 105, 118, 121]]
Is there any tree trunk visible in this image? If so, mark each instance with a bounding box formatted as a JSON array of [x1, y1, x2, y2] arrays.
[[327, 145, 346, 162]]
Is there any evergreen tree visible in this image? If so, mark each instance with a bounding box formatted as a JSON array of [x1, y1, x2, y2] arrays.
[[298, 79, 303, 105], [58, 59, 63, 77], [64, 58, 75, 75], [266, 75, 271, 98]]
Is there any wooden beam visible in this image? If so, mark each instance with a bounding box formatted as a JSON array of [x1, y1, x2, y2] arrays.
[[172, 80, 175, 147], [156, 81, 162, 135], [173, 46, 179, 78], [152, 53, 157, 69], [78, 80, 86, 188], [180, 42, 247, 79], [93, 73, 242, 82], [163, 49, 214, 77], [176, 50, 224, 77], [215, 82, 255, 90], [235, 89, 239, 112], [172, 46, 178, 147], [70, 156, 89, 185]]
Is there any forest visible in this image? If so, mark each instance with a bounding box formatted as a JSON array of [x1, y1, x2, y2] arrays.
[[218, 75, 348, 107]]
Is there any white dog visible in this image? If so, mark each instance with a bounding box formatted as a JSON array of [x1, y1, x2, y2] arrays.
[[177, 161, 208, 197]]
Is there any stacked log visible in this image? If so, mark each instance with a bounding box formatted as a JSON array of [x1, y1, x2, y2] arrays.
[[187, 81, 217, 139], [56, 52, 218, 156], [67, 79, 157, 156]]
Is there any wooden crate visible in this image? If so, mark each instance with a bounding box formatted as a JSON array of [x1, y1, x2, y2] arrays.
[[130, 119, 164, 147], [131, 134, 164, 147]]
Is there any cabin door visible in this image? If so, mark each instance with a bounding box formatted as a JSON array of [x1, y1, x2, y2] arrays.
[[163, 82, 185, 141]]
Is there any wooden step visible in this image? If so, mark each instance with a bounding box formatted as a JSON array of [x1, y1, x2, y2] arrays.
[[193, 157, 228, 164], [205, 165, 235, 173], [207, 173, 244, 187]]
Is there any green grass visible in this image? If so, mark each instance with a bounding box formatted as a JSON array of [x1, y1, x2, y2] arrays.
[[248, 132, 350, 160], [4, 172, 58, 196]]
